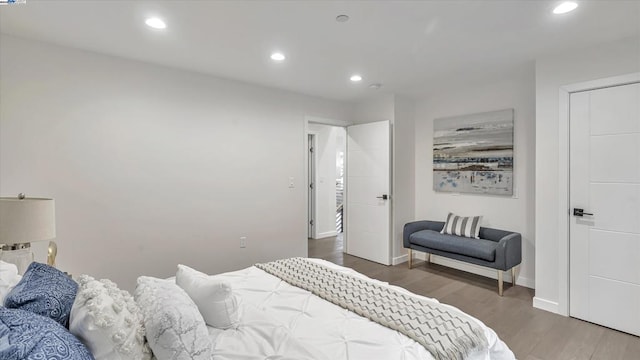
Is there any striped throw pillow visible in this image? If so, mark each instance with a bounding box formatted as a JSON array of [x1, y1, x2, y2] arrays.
[[441, 213, 482, 239]]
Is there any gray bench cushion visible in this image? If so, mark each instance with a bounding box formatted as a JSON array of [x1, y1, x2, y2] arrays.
[[408, 230, 497, 262]]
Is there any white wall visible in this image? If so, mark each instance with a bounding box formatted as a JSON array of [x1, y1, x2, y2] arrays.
[[534, 36, 640, 314], [353, 94, 416, 263], [308, 123, 345, 238], [414, 65, 536, 288], [353, 94, 395, 125], [0, 35, 352, 290]]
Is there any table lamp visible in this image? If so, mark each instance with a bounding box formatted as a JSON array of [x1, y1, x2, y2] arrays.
[[0, 193, 56, 274]]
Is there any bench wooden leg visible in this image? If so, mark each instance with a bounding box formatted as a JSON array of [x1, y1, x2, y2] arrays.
[[511, 266, 517, 286], [498, 270, 504, 296], [427, 253, 431, 263], [408, 249, 413, 269]]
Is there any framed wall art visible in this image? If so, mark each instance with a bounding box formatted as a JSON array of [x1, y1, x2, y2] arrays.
[[433, 109, 514, 195]]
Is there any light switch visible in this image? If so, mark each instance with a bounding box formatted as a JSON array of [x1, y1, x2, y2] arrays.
[[289, 177, 295, 188]]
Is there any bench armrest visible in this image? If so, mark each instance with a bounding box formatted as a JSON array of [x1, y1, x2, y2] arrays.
[[494, 232, 522, 270], [403, 221, 444, 248]]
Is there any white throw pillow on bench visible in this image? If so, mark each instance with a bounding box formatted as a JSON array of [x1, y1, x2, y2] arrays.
[[441, 212, 482, 239]]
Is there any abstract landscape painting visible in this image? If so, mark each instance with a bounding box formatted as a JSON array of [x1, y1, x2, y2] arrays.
[[433, 109, 514, 195]]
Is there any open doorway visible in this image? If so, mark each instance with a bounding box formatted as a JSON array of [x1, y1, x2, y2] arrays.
[[307, 123, 347, 256]]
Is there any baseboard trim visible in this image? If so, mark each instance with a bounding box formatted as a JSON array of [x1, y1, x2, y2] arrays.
[[406, 253, 534, 289], [315, 231, 337, 239], [392, 254, 408, 266], [533, 297, 560, 314]]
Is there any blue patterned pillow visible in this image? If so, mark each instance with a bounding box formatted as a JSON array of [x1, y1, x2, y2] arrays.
[[0, 307, 94, 360], [4, 262, 78, 328]]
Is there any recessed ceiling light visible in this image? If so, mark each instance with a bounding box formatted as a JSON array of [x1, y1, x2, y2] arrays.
[[270, 52, 286, 61], [350, 75, 363, 82], [553, 1, 578, 14], [336, 15, 350, 23], [145, 17, 166, 29]]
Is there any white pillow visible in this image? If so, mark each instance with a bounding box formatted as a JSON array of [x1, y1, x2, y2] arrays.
[[134, 276, 211, 360], [0, 261, 22, 305], [70, 275, 152, 360], [176, 264, 240, 330]]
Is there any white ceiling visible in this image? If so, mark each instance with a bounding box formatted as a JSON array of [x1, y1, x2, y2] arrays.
[[1, 0, 639, 101]]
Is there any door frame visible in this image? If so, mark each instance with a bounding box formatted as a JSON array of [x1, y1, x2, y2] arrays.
[[308, 133, 317, 239], [304, 116, 352, 251], [557, 72, 640, 316]]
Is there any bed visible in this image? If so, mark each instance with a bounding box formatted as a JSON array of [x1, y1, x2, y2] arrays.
[[0, 258, 515, 360], [206, 258, 514, 360]]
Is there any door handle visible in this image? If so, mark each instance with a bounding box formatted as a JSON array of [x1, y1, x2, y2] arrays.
[[376, 194, 388, 200], [573, 208, 593, 217]]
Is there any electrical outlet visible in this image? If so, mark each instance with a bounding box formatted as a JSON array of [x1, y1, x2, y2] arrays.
[[240, 236, 247, 248]]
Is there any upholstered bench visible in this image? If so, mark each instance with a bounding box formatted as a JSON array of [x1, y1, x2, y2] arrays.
[[403, 220, 522, 296]]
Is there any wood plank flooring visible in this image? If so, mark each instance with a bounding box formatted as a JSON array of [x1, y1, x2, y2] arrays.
[[308, 235, 640, 360]]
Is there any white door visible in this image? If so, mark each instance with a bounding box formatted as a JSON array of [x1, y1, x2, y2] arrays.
[[346, 120, 391, 265], [569, 82, 640, 336]]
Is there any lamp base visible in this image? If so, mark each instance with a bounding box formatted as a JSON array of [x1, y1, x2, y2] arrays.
[[0, 243, 34, 275]]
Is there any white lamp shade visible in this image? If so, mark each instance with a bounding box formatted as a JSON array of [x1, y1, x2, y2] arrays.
[[0, 197, 56, 245]]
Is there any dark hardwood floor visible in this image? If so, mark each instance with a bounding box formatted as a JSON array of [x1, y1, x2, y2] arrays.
[[308, 235, 640, 360]]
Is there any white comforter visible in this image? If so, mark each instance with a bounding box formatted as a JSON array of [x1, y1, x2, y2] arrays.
[[206, 258, 515, 360]]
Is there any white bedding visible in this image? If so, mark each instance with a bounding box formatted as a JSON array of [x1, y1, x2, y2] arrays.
[[205, 258, 515, 360]]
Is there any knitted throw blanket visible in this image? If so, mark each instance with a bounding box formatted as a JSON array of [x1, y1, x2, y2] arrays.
[[255, 258, 488, 360]]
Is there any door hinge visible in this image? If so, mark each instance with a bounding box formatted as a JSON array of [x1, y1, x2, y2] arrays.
[[310, 183, 314, 189], [310, 220, 314, 226], [309, 147, 314, 153]]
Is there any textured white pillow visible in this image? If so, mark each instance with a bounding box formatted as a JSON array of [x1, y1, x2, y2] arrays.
[[70, 275, 152, 360], [176, 264, 240, 330], [0, 261, 22, 305], [134, 276, 211, 360]]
